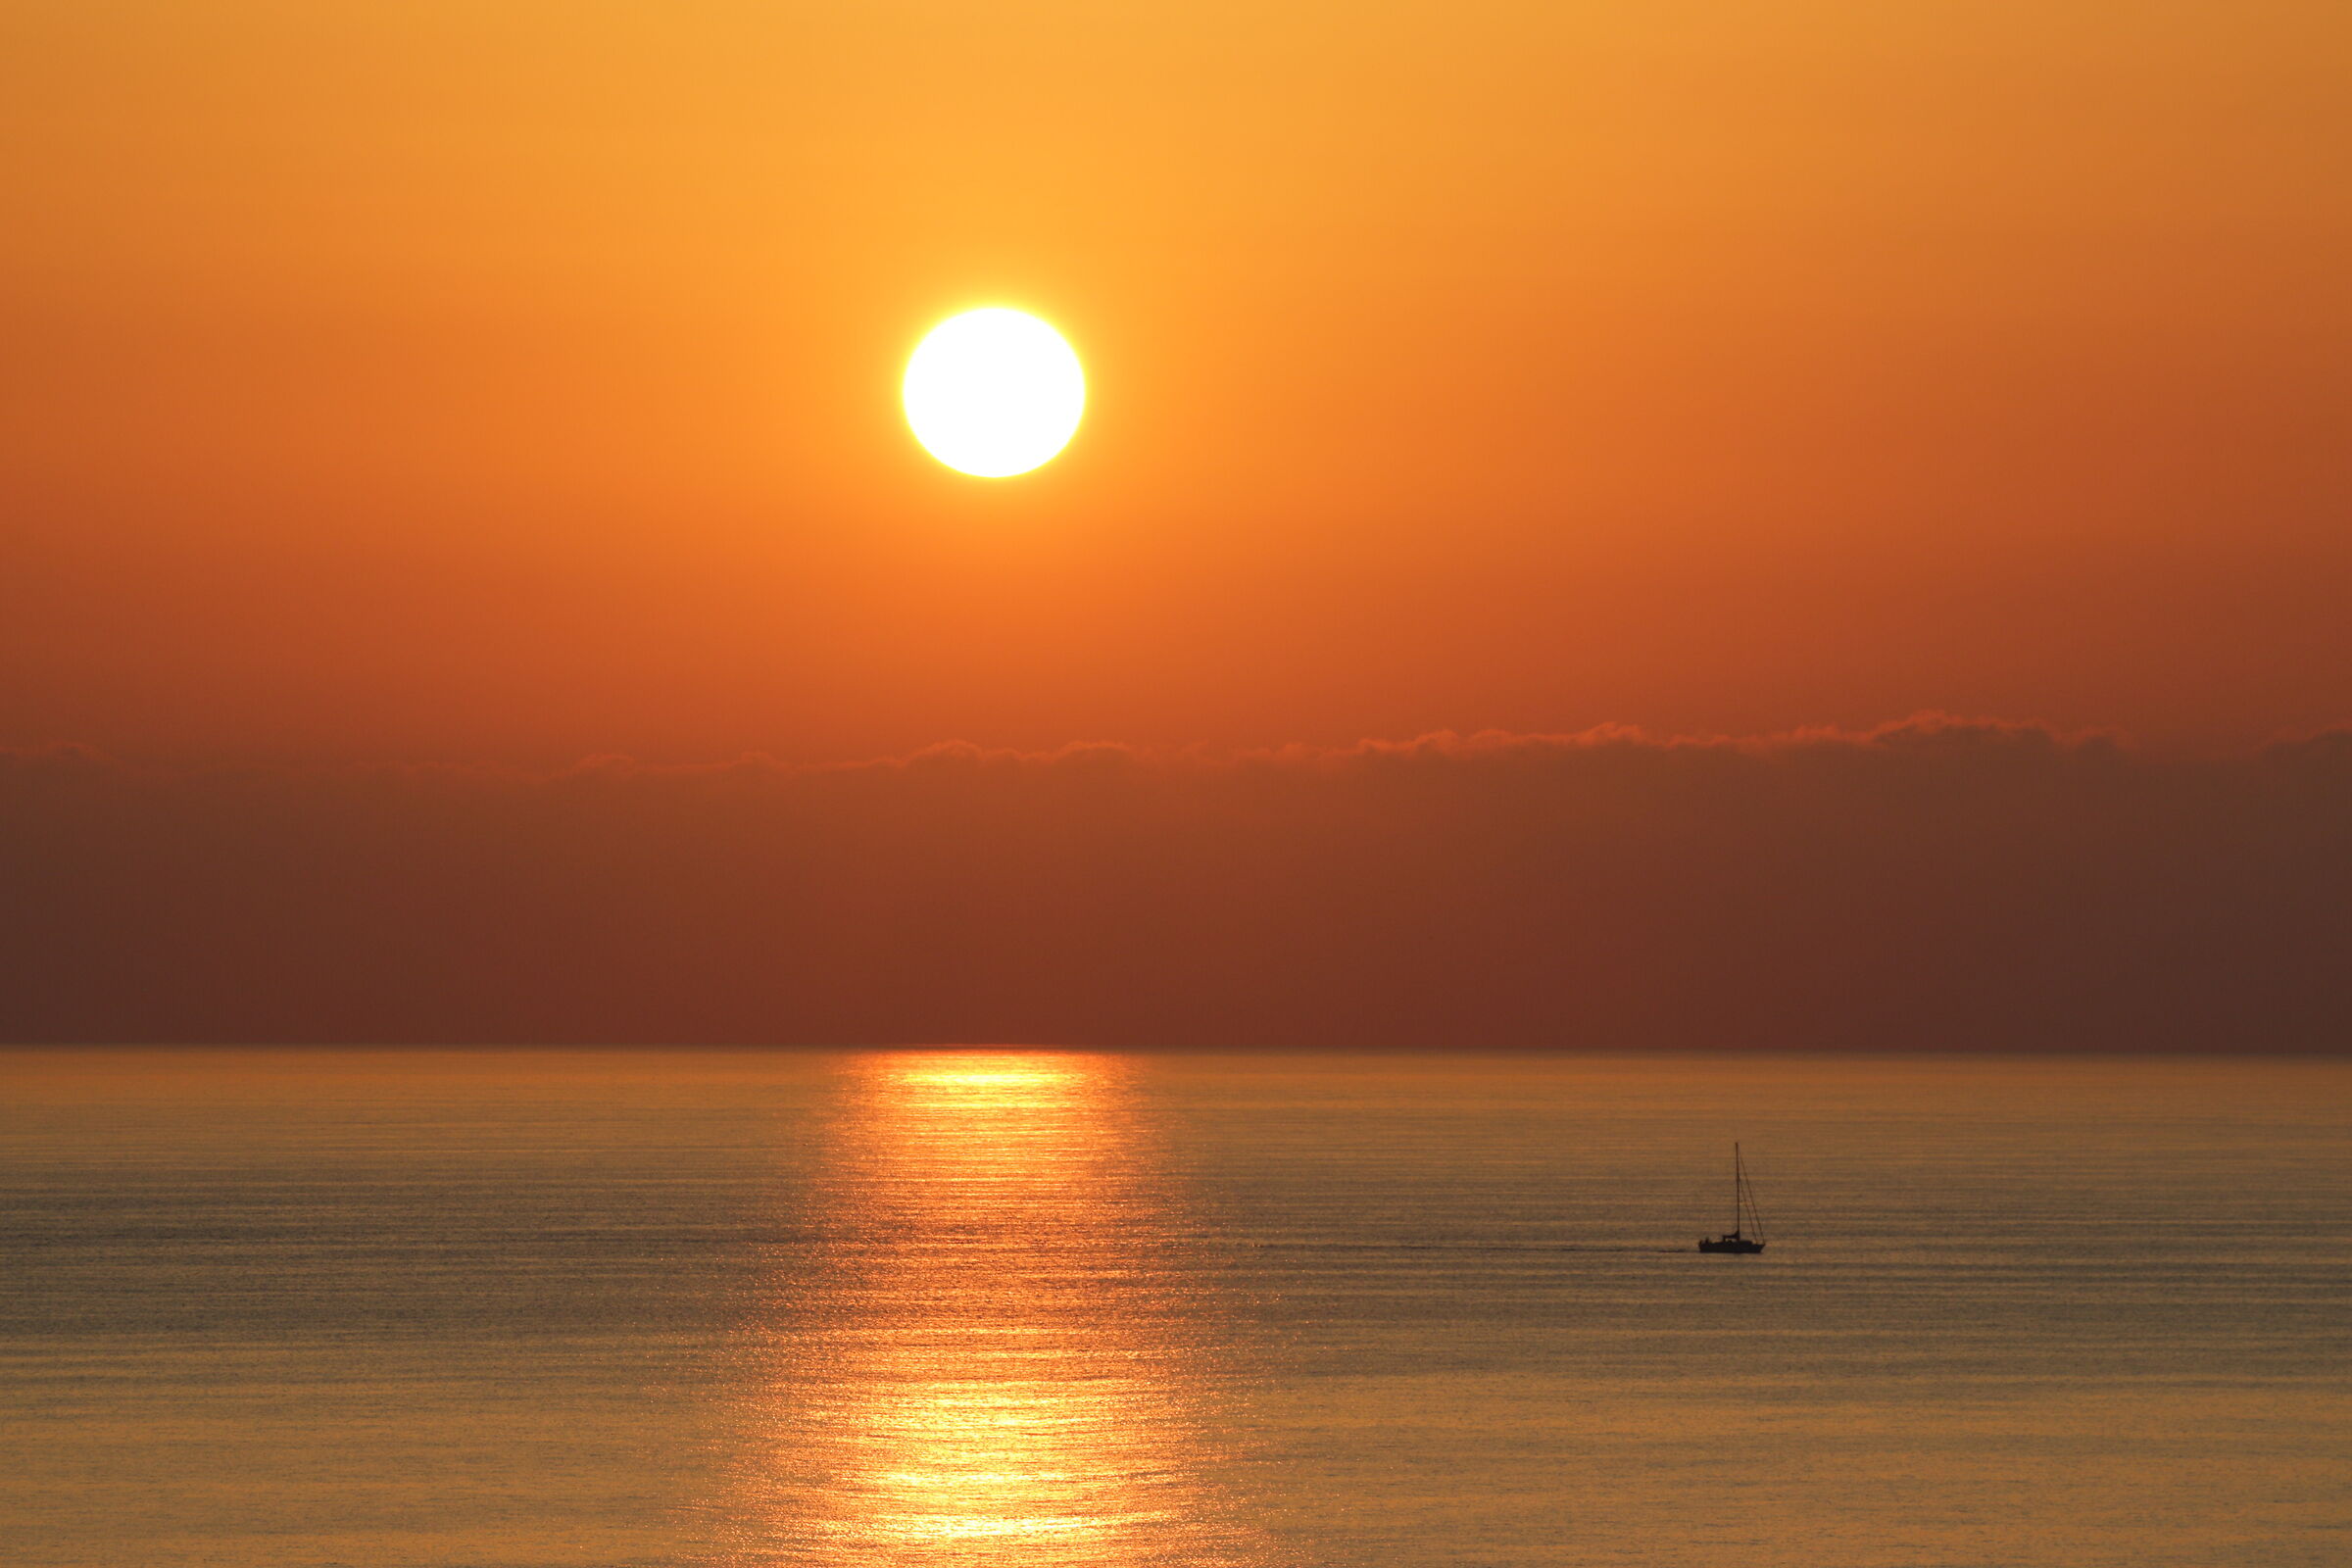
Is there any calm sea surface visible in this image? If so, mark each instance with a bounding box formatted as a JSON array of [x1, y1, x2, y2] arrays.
[[2, 1049, 2346, 1567]]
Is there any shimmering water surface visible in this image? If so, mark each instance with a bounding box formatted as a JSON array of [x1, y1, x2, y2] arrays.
[[3, 1050, 2346, 1567]]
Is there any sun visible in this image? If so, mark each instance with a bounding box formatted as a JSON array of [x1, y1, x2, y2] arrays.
[[903, 308, 1086, 478]]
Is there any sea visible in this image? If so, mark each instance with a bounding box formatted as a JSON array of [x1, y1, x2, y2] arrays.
[[3, 1048, 2346, 1567]]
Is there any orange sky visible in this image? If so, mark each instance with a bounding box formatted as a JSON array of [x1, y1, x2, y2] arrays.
[[5, 1, 2348, 765]]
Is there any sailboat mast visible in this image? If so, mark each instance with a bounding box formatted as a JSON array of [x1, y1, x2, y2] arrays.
[[1733, 1142, 1743, 1235]]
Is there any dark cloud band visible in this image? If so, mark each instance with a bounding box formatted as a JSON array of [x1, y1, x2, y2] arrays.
[[4, 716, 2347, 1050]]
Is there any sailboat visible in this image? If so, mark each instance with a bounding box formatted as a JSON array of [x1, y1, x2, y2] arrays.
[[1697, 1143, 1767, 1253]]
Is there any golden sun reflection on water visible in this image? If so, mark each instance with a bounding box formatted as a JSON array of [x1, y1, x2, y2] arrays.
[[714, 1052, 1275, 1567]]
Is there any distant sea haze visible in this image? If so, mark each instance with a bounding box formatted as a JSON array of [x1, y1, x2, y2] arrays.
[[3, 714, 2348, 1050]]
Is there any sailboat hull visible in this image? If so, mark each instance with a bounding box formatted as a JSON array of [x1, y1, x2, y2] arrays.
[[1698, 1236, 1765, 1254]]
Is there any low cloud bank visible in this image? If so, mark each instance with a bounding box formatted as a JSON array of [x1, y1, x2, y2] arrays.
[[4, 717, 2347, 1049]]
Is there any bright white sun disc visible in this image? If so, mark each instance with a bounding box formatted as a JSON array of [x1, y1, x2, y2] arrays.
[[903, 308, 1085, 477]]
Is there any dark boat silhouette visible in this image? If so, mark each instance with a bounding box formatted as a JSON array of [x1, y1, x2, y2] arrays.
[[1698, 1143, 1767, 1253]]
